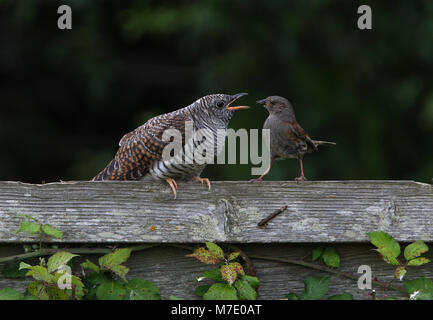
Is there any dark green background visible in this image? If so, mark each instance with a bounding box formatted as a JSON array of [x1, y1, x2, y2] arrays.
[[0, 0, 432, 183]]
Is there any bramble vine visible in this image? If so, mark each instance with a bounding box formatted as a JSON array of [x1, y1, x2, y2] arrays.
[[0, 215, 432, 300]]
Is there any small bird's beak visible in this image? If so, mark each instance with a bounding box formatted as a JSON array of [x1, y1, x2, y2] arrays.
[[226, 92, 250, 111], [256, 98, 269, 109]]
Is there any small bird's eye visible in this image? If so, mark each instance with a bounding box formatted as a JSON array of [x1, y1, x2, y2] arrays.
[[216, 101, 225, 108]]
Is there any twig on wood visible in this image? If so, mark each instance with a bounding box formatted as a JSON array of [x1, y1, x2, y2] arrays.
[[248, 254, 407, 294], [257, 205, 288, 227]]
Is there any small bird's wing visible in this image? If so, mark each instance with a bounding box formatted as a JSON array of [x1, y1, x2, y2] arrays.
[[93, 110, 190, 181], [286, 121, 318, 151]]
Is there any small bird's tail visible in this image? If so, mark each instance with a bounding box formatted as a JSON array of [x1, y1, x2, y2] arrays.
[[312, 140, 336, 147]]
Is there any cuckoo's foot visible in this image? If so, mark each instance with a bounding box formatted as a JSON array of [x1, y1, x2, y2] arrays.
[[165, 178, 178, 199], [192, 177, 211, 190], [250, 177, 263, 183]]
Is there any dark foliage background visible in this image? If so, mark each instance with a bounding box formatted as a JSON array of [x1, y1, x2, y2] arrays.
[[0, 0, 432, 183]]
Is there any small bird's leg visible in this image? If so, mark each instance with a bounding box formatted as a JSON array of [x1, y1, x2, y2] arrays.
[[192, 176, 211, 190], [165, 178, 178, 199], [294, 157, 307, 181], [251, 158, 275, 182]]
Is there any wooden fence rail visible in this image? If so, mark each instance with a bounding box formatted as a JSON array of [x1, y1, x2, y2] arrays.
[[0, 180, 432, 299]]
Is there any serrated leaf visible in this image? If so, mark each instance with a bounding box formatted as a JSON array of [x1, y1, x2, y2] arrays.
[[203, 283, 239, 300], [19, 262, 32, 270], [41, 224, 63, 239], [234, 278, 257, 300], [194, 285, 211, 297], [81, 259, 100, 273], [404, 277, 433, 300], [2, 260, 29, 278], [46, 286, 68, 300], [47, 251, 78, 273], [187, 247, 222, 264], [228, 252, 240, 261], [242, 275, 259, 289], [230, 262, 245, 276], [328, 293, 354, 300], [27, 281, 49, 300], [221, 264, 238, 285], [126, 278, 160, 300], [301, 275, 330, 300], [322, 248, 340, 268], [111, 264, 129, 281], [17, 220, 40, 235], [407, 257, 430, 267], [98, 248, 132, 269], [285, 292, 300, 300], [169, 296, 184, 300], [312, 247, 324, 261], [377, 248, 400, 266], [395, 267, 407, 281], [206, 242, 225, 260], [96, 279, 127, 300], [368, 231, 400, 259], [0, 288, 25, 300], [25, 265, 52, 283], [201, 268, 223, 282], [404, 241, 429, 260]]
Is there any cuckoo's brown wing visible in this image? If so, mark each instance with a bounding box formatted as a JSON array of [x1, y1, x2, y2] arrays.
[[287, 120, 318, 152], [93, 110, 190, 181]]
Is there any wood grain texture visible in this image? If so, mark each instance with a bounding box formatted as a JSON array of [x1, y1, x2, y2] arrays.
[[0, 180, 432, 243], [1, 244, 432, 299]]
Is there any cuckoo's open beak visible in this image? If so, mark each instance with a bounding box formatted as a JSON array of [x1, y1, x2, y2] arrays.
[[226, 92, 250, 111]]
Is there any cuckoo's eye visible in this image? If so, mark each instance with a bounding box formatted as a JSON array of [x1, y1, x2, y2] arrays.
[[216, 101, 225, 108]]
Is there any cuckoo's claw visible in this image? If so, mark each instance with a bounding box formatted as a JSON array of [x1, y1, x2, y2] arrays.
[[193, 177, 211, 190], [165, 178, 178, 199]]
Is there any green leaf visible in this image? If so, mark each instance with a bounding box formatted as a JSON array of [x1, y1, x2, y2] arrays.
[[404, 277, 433, 300], [81, 259, 100, 273], [228, 251, 240, 261], [221, 264, 238, 285], [47, 251, 78, 273], [234, 278, 257, 300], [203, 283, 239, 300], [2, 260, 29, 278], [328, 293, 354, 300], [126, 278, 161, 300], [169, 296, 184, 300], [368, 231, 401, 260], [25, 265, 52, 283], [17, 220, 40, 234], [98, 248, 132, 269], [285, 293, 300, 300], [206, 242, 225, 260], [322, 248, 340, 268], [187, 247, 222, 264], [46, 286, 68, 300], [395, 266, 407, 281], [301, 275, 330, 300], [110, 264, 130, 281], [404, 241, 429, 260], [230, 262, 245, 276], [201, 268, 223, 282], [96, 279, 127, 300], [27, 281, 49, 300], [194, 285, 211, 297], [312, 247, 324, 261], [0, 288, 25, 300], [41, 224, 63, 239], [242, 275, 260, 290], [377, 248, 401, 266], [407, 257, 430, 267]]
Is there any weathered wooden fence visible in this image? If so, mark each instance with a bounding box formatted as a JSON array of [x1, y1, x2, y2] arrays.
[[0, 180, 432, 299]]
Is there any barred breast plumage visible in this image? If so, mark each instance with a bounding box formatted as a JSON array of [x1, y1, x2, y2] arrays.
[[93, 93, 249, 199]]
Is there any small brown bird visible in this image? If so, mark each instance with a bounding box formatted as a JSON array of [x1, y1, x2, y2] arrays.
[[252, 96, 335, 181], [93, 93, 249, 199]]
